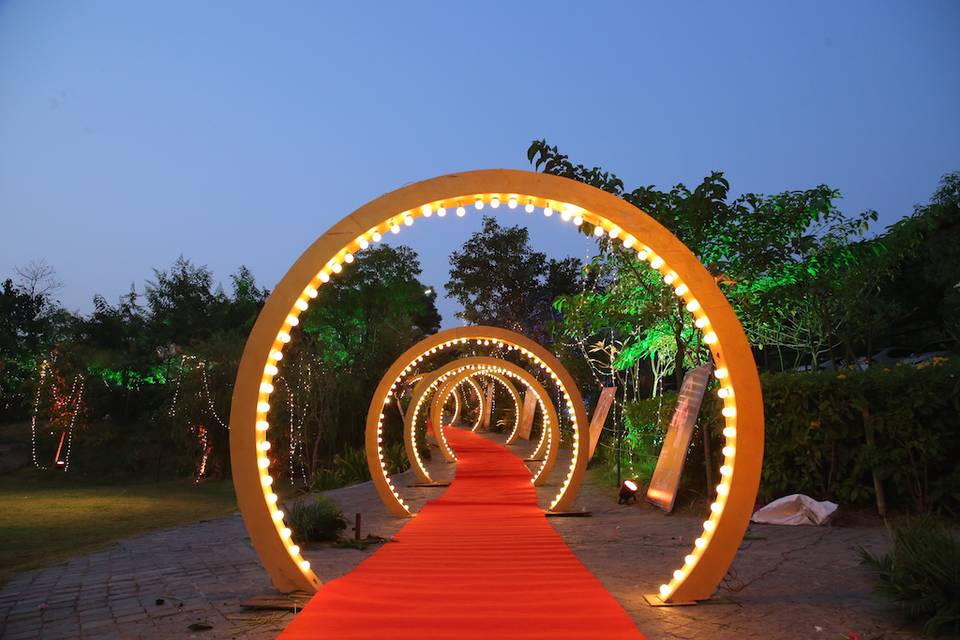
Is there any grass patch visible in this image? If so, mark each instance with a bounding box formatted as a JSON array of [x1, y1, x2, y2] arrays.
[[0, 470, 236, 584]]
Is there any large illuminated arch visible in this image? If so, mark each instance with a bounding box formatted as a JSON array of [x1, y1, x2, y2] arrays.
[[230, 169, 764, 603], [399, 356, 558, 487], [367, 326, 585, 517]]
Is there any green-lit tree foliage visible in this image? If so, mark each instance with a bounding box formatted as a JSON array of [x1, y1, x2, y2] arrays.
[[528, 139, 882, 381]]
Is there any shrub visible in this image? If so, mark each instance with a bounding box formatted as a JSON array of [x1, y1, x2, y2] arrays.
[[382, 442, 410, 475], [287, 495, 347, 543], [618, 358, 960, 512], [860, 518, 960, 636], [334, 446, 371, 485]]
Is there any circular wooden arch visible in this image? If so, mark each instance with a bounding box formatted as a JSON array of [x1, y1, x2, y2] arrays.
[[433, 364, 555, 484], [229, 169, 763, 603], [368, 327, 586, 518], [437, 371, 522, 444], [399, 356, 558, 487]]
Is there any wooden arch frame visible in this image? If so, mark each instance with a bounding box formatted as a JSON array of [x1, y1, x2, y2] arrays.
[[229, 169, 763, 603], [399, 356, 558, 487]]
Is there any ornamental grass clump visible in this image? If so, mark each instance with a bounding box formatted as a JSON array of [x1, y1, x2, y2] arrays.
[[860, 518, 960, 636], [288, 495, 347, 543]]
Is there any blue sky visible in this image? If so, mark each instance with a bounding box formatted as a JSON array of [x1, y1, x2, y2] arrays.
[[1, 1, 957, 325]]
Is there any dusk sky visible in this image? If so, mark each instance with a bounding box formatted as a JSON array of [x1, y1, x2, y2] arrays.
[[2, 1, 957, 326]]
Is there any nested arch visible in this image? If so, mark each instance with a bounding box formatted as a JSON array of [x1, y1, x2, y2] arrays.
[[413, 357, 558, 487], [230, 169, 763, 603], [367, 327, 587, 518], [439, 370, 521, 436]]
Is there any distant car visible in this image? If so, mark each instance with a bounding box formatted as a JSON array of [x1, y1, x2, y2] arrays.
[[858, 347, 914, 369], [902, 341, 955, 365]]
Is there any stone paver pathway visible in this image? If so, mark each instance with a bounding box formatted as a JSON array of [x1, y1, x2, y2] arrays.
[[0, 434, 921, 639]]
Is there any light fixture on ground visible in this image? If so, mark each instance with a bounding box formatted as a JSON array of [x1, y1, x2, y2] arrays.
[[619, 479, 639, 505]]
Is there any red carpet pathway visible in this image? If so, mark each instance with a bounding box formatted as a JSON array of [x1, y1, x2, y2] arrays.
[[279, 427, 645, 639]]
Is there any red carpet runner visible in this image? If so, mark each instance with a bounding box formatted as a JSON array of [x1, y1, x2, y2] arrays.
[[279, 427, 645, 639]]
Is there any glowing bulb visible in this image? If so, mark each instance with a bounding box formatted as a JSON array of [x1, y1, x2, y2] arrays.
[[264, 364, 278, 376], [525, 203, 535, 213], [319, 272, 330, 283], [289, 544, 299, 554], [358, 238, 369, 250], [704, 332, 718, 344], [716, 483, 729, 496], [686, 300, 700, 312], [703, 520, 716, 532], [286, 315, 299, 326], [593, 225, 604, 237], [372, 231, 382, 242], [421, 204, 432, 216], [685, 554, 696, 565], [673, 570, 684, 580], [456, 206, 466, 217], [261, 475, 273, 486], [560, 209, 571, 221], [508, 197, 518, 209], [491, 197, 500, 208], [259, 441, 271, 451], [403, 216, 413, 226], [299, 560, 311, 571], [718, 388, 729, 398], [695, 537, 706, 549], [475, 199, 484, 210], [280, 527, 291, 538], [720, 465, 732, 477], [270, 350, 283, 361], [695, 317, 708, 329], [659, 584, 671, 596], [609, 227, 620, 239], [258, 457, 270, 469], [710, 502, 722, 514], [722, 407, 736, 418], [664, 272, 676, 284], [544, 206, 553, 217], [272, 510, 283, 521], [256, 420, 269, 431], [278, 332, 290, 343], [715, 368, 728, 379], [391, 224, 400, 234], [257, 401, 270, 413], [260, 383, 274, 394], [623, 236, 636, 249], [674, 284, 688, 296], [437, 207, 447, 217], [573, 215, 583, 226], [305, 286, 318, 298], [722, 426, 736, 438], [343, 253, 354, 264], [295, 299, 308, 311]]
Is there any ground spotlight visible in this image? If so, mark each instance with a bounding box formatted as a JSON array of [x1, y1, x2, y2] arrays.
[[618, 479, 639, 505]]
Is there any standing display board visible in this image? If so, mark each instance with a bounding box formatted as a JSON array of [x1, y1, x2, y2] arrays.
[[646, 364, 713, 513], [517, 392, 538, 440], [588, 387, 617, 461]]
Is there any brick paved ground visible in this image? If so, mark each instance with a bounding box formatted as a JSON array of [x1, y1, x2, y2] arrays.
[[0, 434, 920, 639]]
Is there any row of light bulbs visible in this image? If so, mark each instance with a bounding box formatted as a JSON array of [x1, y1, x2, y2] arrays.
[[255, 192, 737, 599]]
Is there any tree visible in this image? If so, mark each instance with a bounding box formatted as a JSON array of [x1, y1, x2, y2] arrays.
[[528, 138, 877, 377], [445, 216, 582, 343]]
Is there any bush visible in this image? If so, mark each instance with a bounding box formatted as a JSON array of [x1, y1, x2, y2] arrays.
[[619, 358, 960, 512], [382, 442, 410, 475], [860, 518, 960, 636], [287, 495, 347, 543]]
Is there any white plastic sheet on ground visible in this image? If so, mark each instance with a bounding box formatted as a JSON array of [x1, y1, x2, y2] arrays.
[[750, 494, 838, 526]]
